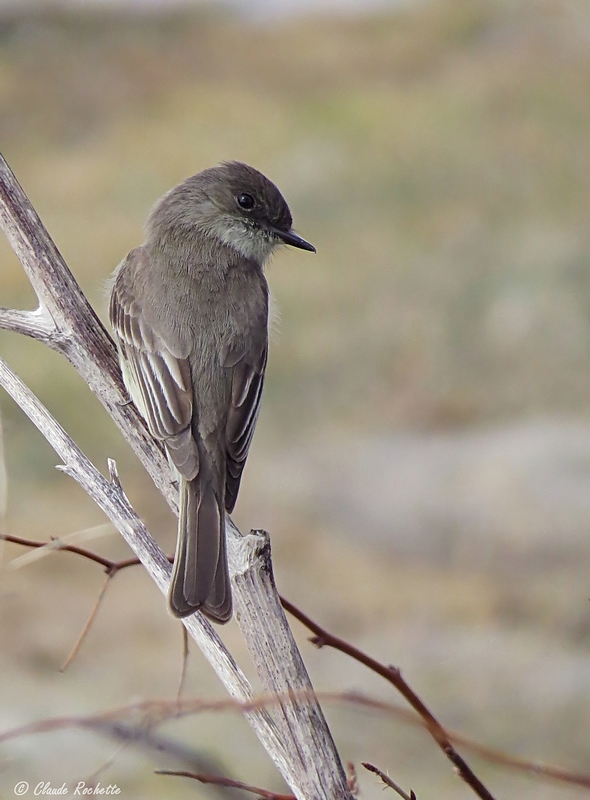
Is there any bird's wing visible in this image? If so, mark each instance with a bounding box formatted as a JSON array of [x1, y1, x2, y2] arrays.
[[223, 341, 268, 513], [109, 247, 199, 480]]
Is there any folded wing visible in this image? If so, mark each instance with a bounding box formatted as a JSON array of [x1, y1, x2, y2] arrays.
[[109, 247, 199, 480], [224, 341, 268, 513]]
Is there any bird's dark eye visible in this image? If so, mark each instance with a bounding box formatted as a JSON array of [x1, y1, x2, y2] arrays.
[[237, 193, 255, 210]]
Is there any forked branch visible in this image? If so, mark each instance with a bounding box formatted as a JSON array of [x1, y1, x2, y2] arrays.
[[0, 152, 352, 800]]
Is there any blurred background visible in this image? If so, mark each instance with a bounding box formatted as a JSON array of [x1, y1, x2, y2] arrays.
[[1, 0, 590, 797]]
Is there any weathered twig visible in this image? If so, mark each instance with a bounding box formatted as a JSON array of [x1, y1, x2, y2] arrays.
[[156, 769, 296, 800], [362, 763, 415, 800], [0, 158, 175, 507], [0, 152, 352, 800], [0, 358, 294, 776], [1, 701, 235, 798], [281, 597, 497, 800], [6, 533, 590, 793]]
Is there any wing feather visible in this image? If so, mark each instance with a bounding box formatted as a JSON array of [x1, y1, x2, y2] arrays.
[[109, 247, 199, 481], [224, 346, 267, 513]]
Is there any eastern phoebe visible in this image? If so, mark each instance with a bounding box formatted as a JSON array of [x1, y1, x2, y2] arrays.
[[109, 162, 314, 622]]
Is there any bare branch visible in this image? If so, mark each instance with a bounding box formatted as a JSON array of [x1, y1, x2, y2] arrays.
[[0, 152, 353, 800], [60, 572, 113, 672], [0, 355, 348, 796], [156, 769, 296, 800], [233, 529, 347, 791], [362, 763, 415, 800], [0, 711, 234, 796], [0, 307, 56, 341], [6, 531, 590, 792], [177, 625, 190, 703], [282, 597, 496, 800], [6, 532, 589, 793], [0, 532, 138, 572], [0, 154, 175, 506], [348, 693, 590, 790]]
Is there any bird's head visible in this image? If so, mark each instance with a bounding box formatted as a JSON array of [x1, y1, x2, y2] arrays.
[[148, 161, 315, 263]]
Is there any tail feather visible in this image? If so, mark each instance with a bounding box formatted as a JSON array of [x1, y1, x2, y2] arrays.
[[201, 528, 232, 622], [169, 476, 232, 623]]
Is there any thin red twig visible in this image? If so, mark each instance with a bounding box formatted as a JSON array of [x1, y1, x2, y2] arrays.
[[280, 595, 495, 800], [335, 691, 590, 789], [1, 532, 143, 573], [155, 769, 295, 799], [3, 532, 590, 792]]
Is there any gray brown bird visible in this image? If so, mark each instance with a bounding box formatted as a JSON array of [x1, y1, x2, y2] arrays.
[[109, 162, 314, 622]]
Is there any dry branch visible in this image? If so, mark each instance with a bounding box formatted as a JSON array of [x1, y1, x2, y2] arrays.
[[281, 597, 496, 799], [3, 534, 586, 796], [0, 152, 352, 800], [362, 763, 415, 800], [156, 770, 296, 800]]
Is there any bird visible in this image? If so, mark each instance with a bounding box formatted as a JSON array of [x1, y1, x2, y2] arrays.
[[108, 162, 315, 622]]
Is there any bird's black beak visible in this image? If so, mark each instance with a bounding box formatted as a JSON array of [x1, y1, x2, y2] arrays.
[[272, 227, 316, 252]]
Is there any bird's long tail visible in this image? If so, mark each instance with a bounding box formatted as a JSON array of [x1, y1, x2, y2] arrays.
[[168, 474, 232, 623]]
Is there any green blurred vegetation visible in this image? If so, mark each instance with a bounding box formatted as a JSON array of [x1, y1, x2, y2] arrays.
[[1, 2, 590, 797]]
